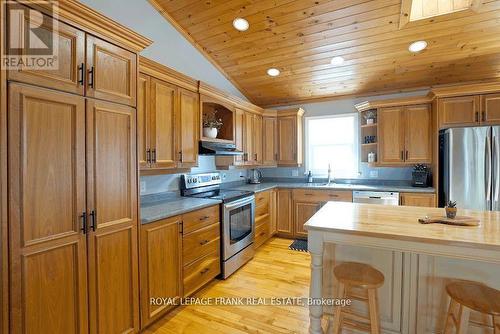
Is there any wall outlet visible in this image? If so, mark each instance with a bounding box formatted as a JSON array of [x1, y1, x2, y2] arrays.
[[291, 169, 299, 177], [369, 170, 378, 178], [140, 181, 146, 194]]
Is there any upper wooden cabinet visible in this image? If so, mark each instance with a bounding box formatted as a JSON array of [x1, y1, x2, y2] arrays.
[[233, 108, 246, 166], [379, 104, 432, 165], [7, 5, 86, 95], [481, 93, 500, 125], [438, 96, 480, 128], [277, 108, 304, 167], [262, 114, 278, 166], [139, 57, 199, 171], [242, 112, 263, 165]]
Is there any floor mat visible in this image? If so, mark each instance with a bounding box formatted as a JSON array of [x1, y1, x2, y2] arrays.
[[289, 239, 308, 252]]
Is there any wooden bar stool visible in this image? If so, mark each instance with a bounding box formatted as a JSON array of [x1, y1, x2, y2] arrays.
[[444, 281, 500, 334], [331, 262, 385, 334]]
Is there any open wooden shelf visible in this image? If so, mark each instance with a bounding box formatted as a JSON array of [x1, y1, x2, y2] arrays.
[[361, 142, 377, 147], [361, 123, 377, 128]]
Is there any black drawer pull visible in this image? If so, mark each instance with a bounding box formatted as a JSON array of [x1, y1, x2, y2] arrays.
[[199, 215, 210, 221], [200, 268, 210, 275], [199, 239, 209, 245]]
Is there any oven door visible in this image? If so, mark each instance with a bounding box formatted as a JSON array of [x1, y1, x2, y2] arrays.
[[222, 195, 255, 260]]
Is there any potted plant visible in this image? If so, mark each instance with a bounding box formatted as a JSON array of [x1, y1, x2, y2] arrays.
[[363, 110, 377, 125], [203, 111, 223, 139], [445, 200, 457, 219]]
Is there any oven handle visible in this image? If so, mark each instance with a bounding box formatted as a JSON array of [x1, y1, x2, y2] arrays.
[[223, 195, 255, 210]]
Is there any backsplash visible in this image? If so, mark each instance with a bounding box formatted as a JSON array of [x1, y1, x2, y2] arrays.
[[140, 156, 247, 195]]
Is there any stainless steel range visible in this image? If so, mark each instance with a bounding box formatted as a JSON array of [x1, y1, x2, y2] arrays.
[[180, 173, 255, 278]]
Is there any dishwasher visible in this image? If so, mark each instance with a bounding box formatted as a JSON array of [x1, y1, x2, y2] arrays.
[[352, 191, 400, 205]]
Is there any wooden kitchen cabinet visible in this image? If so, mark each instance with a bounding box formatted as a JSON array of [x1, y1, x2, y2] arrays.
[[7, 4, 86, 95], [378, 106, 405, 164], [139, 216, 182, 328], [262, 114, 278, 166], [86, 99, 139, 334], [277, 189, 293, 236], [253, 114, 263, 164], [139, 57, 200, 171], [294, 202, 322, 238], [400, 192, 436, 207], [481, 93, 500, 125], [378, 104, 432, 165], [234, 108, 246, 166], [86, 35, 137, 106], [277, 108, 304, 166], [8, 84, 89, 334], [254, 190, 273, 249], [244, 112, 254, 164], [438, 95, 480, 128]]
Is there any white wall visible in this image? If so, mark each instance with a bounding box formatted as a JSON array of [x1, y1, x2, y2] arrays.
[[79, 0, 247, 100]]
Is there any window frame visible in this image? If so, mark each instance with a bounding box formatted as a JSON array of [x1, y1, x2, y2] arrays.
[[304, 113, 360, 178]]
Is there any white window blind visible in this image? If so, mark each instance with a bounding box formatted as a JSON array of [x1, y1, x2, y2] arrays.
[[305, 114, 359, 178]]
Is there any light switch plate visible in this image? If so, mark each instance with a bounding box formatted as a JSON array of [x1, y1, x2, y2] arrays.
[[140, 181, 146, 194], [369, 170, 378, 178]]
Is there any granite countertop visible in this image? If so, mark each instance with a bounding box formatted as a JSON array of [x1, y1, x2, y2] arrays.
[[230, 182, 436, 194], [140, 192, 221, 224]]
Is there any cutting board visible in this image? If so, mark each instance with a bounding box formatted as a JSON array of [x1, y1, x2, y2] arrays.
[[418, 216, 480, 226]]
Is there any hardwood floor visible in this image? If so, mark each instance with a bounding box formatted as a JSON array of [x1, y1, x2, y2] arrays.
[[144, 238, 326, 334]]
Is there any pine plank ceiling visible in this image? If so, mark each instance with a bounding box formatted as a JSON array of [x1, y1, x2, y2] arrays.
[[149, 0, 500, 107]]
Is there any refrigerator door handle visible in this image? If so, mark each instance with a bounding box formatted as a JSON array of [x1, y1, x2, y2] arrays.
[[494, 135, 499, 202], [486, 133, 492, 208]]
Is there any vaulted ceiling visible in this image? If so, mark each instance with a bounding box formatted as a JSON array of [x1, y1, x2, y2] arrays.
[[149, 0, 500, 107]]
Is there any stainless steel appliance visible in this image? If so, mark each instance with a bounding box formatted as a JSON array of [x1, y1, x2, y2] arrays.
[[198, 141, 244, 156], [248, 169, 263, 184], [439, 126, 500, 211], [180, 173, 255, 278], [353, 191, 400, 205]]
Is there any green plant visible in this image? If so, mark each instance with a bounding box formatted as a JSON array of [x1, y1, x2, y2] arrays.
[[446, 200, 457, 208], [203, 111, 223, 129]]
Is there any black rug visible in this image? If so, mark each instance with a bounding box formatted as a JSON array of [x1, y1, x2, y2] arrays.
[[289, 239, 308, 252]]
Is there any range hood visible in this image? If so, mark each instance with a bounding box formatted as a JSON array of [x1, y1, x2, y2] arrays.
[[199, 141, 244, 156]]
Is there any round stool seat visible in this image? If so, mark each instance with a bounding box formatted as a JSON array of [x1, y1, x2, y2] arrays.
[[446, 281, 500, 316], [334, 262, 385, 289]]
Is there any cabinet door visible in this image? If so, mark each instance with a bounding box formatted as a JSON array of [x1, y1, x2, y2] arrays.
[[253, 114, 263, 164], [277, 189, 293, 236], [263, 116, 278, 165], [150, 78, 177, 168], [438, 95, 479, 128], [86, 99, 139, 334], [244, 112, 254, 164], [378, 107, 405, 164], [482, 93, 500, 125], [277, 116, 297, 165], [234, 108, 245, 165], [400, 193, 436, 207], [404, 105, 432, 164], [294, 201, 321, 238], [86, 35, 137, 106], [8, 84, 88, 334], [138, 73, 150, 169], [270, 190, 278, 235], [140, 216, 182, 328], [177, 88, 199, 168], [7, 5, 85, 95]]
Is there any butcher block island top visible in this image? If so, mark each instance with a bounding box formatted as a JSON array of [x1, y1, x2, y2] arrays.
[[304, 202, 500, 250]]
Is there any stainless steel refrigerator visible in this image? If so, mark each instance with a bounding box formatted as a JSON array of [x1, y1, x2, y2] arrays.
[[440, 126, 500, 211]]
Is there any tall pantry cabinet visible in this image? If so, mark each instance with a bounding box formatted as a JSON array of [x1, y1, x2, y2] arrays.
[[2, 1, 152, 333]]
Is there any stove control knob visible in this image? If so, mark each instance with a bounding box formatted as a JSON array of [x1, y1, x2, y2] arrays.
[[193, 179, 197, 183]]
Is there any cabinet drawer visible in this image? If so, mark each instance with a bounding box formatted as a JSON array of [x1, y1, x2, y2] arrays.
[[292, 189, 352, 202], [255, 191, 270, 207], [183, 250, 220, 297], [183, 222, 220, 265], [183, 205, 219, 234], [255, 202, 270, 219], [254, 220, 270, 249]]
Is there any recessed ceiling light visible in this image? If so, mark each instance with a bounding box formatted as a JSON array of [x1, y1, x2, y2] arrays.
[[409, 40, 427, 53], [232, 18, 249, 31], [330, 56, 344, 65], [267, 68, 280, 77]]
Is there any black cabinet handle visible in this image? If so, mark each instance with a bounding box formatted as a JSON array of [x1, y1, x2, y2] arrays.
[[179, 151, 183, 162], [88, 66, 94, 88], [482, 112, 486, 122], [401, 151, 404, 160], [151, 149, 156, 163], [80, 212, 87, 234], [89, 210, 96, 231], [78, 63, 84, 85], [199, 215, 210, 221], [475, 111, 479, 122], [146, 149, 151, 164], [199, 239, 209, 246], [406, 150, 409, 160], [180, 221, 184, 234], [200, 268, 210, 275]]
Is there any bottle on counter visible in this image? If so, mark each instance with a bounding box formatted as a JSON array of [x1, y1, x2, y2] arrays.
[[307, 171, 313, 183]]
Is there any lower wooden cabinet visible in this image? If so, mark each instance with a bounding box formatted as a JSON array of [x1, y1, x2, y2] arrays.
[[294, 201, 322, 238], [139, 216, 182, 328], [277, 189, 293, 236], [400, 192, 436, 207], [254, 190, 273, 249]]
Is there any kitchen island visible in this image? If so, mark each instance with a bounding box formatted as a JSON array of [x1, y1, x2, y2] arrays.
[[304, 202, 500, 334]]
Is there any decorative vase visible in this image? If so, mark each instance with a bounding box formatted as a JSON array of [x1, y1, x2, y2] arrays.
[[203, 127, 218, 139], [445, 207, 457, 219]]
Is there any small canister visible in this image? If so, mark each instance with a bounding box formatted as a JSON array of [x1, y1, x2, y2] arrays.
[[368, 152, 376, 163]]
